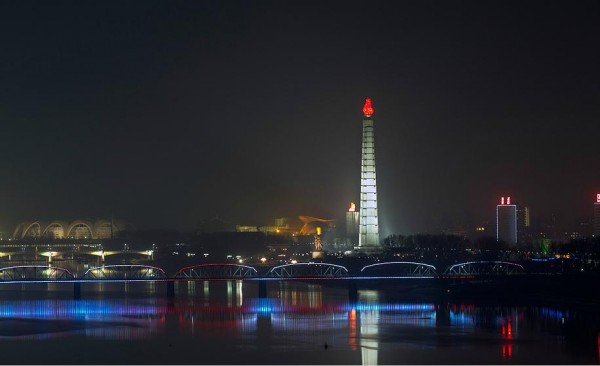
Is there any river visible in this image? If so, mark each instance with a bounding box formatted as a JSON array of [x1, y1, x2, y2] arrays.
[[0, 279, 598, 364]]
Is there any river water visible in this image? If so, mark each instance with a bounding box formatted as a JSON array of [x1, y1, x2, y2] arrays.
[[0, 279, 598, 364]]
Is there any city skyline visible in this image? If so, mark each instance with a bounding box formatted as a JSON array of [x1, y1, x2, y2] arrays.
[[1, 1, 599, 236]]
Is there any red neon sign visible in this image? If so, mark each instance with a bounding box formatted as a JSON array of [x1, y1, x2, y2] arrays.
[[596, 193, 600, 203], [500, 196, 512, 205], [362, 98, 374, 117], [501, 197, 505, 205], [507, 196, 511, 205]]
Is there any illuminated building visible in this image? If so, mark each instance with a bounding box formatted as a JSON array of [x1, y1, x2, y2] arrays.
[[12, 219, 122, 240], [517, 206, 530, 228], [258, 217, 296, 235], [235, 226, 259, 233], [238, 217, 334, 236], [345, 202, 359, 236], [358, 98, 380, 252], [497, 196, 517, 245], [594, 193, 600, 237]]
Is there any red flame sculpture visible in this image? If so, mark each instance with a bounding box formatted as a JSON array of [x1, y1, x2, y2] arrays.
[[362, 98, 374, 117]]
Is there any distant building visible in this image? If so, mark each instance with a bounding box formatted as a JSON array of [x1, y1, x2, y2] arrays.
[[12, 219, 125, 240], [345, 202, 359, 236], [235, 225, 259, 233], [472, 225, 488, 241], [594, 193, 600, 237], [578, 221, 593, 238], [517, 206, 531, 244], [497, 196, 517, 245], [257, 225, 286, 235]]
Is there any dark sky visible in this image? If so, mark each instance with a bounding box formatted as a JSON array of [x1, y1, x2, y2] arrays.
[[1, 0, 599, 235]]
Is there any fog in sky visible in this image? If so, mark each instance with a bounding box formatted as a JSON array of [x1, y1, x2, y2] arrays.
[[1, 0, 599, 235]]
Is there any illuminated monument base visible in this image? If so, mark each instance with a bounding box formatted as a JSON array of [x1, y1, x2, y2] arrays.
[[354, 245, 382, 255], [312, 228, 324, 259]]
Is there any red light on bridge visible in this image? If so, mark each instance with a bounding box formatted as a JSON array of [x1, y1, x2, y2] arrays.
[[362, 98, 374, 117]]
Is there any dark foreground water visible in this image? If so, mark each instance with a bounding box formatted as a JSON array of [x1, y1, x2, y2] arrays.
[[0, 281, 598, 364]]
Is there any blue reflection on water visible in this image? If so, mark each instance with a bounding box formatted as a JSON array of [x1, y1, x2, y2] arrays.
[[449, 310, 476, 326], [0, 300, 162, 319], [0, 295, 594, 365], [540, 307, 568, 320]]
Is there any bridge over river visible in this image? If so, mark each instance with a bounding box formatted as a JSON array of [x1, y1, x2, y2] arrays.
[[0, 261, 527, 300]]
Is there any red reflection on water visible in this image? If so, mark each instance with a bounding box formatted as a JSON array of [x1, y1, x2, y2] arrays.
[[501, 319, 513, 339], [501, 319, 513, 360], [349, 309, 357, 351], [502, 344, 513, 360]]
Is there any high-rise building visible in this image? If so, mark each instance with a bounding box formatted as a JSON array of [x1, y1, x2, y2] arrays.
[[358, 98, 380, 252], [594, 193, 600, 237], [346, 202, 359, 236], [497, 196, 517, 245], [517, 205, 531, 244]]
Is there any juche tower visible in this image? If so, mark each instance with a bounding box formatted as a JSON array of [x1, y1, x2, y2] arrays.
[[358, 98, 380, 252]]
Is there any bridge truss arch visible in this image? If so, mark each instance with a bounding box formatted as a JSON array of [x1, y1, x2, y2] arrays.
[[0, 265, 74, 281], [174, 264, 258, 279], [266, 262, 348, 278], [360, 262, 438, 277], [82, 265, 167, 280], [444, 261, 525, 276]]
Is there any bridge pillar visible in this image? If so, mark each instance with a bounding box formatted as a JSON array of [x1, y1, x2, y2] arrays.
[[435, 304, 451, 326], [348, 280, 358, 304], [73, 282, 81, 300], [258, 280, 267, 299], [166, 281, 175, 298]]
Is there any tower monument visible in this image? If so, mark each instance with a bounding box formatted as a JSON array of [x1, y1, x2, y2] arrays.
[[358, 98, 380, 252]]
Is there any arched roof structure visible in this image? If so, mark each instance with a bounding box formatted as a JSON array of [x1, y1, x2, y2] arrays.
[[12, 219, 125, 239], [42, 221, 69, 239], [22, 222, 43, 238]]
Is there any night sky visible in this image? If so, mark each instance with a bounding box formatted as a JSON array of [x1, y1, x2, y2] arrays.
[[1, 0, 599, 236]]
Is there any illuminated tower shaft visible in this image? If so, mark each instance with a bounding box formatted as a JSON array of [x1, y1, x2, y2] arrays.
[[359, 98, 380, 249]]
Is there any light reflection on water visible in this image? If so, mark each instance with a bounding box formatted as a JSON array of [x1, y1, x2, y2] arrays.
[[0, 281, 597, 364]]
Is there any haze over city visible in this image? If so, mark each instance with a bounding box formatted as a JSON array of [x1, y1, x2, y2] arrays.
[[2, 2, 600, 365], [1, 0, 599, 236]]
